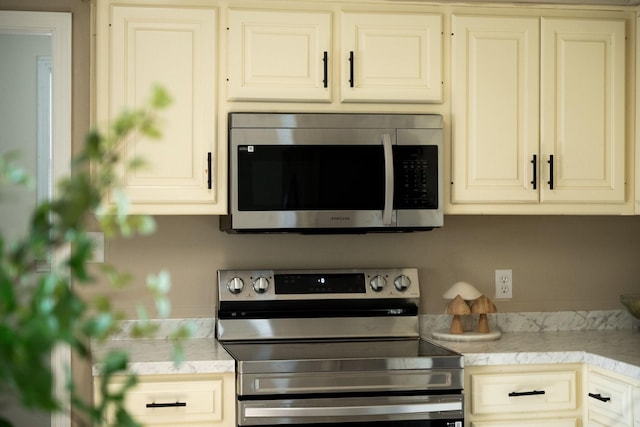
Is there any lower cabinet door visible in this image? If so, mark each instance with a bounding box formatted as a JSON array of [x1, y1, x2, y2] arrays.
[[465, 365, 582, 426], [471, 370, 578, 415], [100, 373, 235, 427], [120, 379, 223, 425], [586, 368, 635, 427]]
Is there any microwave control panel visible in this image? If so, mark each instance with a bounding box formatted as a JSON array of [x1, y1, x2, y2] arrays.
[[394, 145, 439, 209]]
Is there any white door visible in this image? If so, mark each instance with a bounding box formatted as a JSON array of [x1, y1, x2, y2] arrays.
[[0, 10, 72, 427]]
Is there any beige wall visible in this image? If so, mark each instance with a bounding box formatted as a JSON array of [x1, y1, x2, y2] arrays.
[[100, 214, 640, 317]]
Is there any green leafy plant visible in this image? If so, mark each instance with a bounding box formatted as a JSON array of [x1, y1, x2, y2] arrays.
[[0, 86, 189, 426]]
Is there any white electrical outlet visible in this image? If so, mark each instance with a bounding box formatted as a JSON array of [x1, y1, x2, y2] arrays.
[[495, 269, 512, 299]]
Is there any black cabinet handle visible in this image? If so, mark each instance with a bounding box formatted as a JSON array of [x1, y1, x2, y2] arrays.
[[348, 51, 354, 87], [531, 154, 537, 190], [588, 393, 611, 403], [207, 152, 212, 190], [146, 401, 187, 408], [508, 390, 546, 397], [547, 154, 554, 189], [322, 51, 328, 88]]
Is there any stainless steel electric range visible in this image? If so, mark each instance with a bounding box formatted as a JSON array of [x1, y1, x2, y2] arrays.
[[216, 268, 463, 427]]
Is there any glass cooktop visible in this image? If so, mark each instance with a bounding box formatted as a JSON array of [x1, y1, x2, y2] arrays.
[[221, 338, 462, 374]]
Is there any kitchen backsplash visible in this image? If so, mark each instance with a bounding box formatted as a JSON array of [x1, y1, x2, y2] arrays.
[[419, 309, 638, 334], [108, 310, 638, 340]]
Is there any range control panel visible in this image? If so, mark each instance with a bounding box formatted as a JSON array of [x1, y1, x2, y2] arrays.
[[218, 268, 420, 302]]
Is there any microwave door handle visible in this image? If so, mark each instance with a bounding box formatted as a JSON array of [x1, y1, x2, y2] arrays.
[[382, 133, 394, 225]]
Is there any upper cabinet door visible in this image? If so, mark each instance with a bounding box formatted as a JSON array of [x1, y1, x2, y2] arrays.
[[451, 14, 628, 213], [226, 9, 332, 102], [540, 17, 626, 204], [97, 4, 221, 214], [340, 12, 443, 103], [451, 15, 540, 203]]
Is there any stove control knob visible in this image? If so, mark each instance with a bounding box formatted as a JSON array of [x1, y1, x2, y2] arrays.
[[394, 275, 412, 292], [227, 277, 244, 294], [253, 277, 270, 293], [369, 275, 386, 292]]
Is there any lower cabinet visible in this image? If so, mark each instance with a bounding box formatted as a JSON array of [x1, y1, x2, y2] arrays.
[[585, 366, 639, 427], [95, 373, 235, 427], [465, 364, 582, 426]]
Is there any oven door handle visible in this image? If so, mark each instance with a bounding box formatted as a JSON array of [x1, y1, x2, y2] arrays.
[[382, 133, 394, 226], [244, 401, 462, 418]]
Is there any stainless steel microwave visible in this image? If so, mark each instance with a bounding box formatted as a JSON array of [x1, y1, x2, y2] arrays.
[[220, 112, 443, 233]]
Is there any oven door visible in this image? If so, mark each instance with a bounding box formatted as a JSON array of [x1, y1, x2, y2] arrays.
[[238, 394, 463, 426]]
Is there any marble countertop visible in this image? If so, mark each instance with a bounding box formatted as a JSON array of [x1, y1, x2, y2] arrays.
[[92, 338, 234, 376], [91, 315, 639, 380], [429, 329, 640, 379]]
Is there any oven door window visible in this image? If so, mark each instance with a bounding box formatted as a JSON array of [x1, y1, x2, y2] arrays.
[[237, 145, 384, 211]]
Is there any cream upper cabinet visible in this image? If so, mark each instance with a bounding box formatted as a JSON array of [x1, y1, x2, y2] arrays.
[[540, 18, 625, 204], [226, 9, 332, 102], [451, 15, 540, 204], [95, 2, 224, 214], [451, 14, 627, 213], [340, 12, 443, 103], [226, 9, 442, 103]]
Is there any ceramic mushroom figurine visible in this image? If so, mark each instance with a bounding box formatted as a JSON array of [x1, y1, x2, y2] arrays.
[[446, 295, 471, 334], [471, 295, 497, 333], [442, 282, 482, 334]]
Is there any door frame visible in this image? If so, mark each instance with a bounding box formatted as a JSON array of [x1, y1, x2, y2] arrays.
[[0, 10, 72, 427]]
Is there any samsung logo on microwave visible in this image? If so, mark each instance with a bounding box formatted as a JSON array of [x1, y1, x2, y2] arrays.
[[330, 216, 351, 221]]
